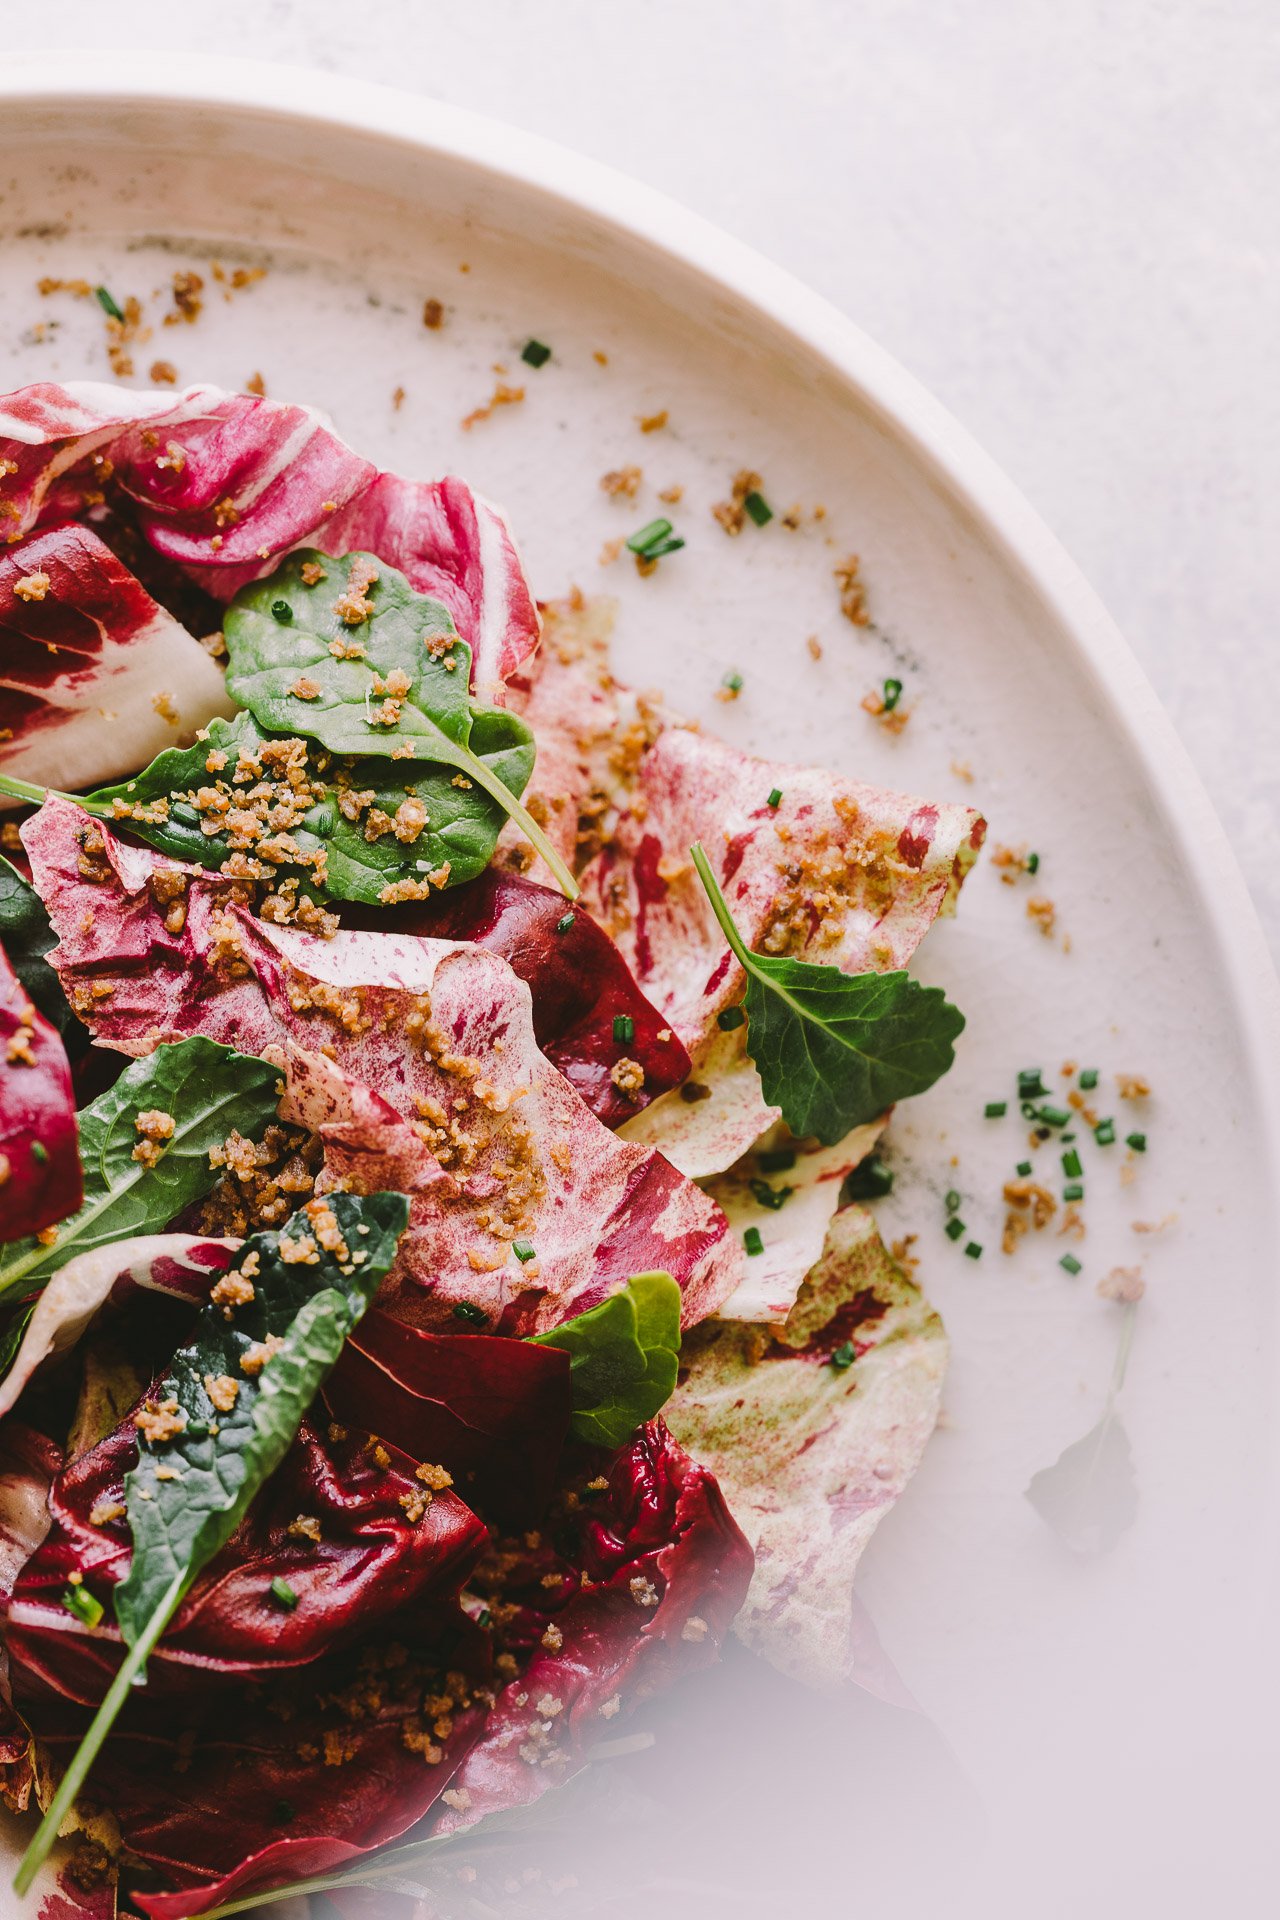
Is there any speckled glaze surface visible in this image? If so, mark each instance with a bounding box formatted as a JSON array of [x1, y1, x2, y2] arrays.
[[0, 54, 1276, 1919]]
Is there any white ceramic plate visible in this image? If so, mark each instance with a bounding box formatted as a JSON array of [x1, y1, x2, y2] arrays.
[[1, 52, 1277, 1920]]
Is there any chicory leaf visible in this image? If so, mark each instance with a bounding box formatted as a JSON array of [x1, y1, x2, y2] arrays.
[[0, 1036, 280, 1300], [223, 550, 577, 896], [530, 1271, 681, 1448], [14, 1189, 409, 1897], [690, 843, 965, 1146], [0, 854, 85, 1050]]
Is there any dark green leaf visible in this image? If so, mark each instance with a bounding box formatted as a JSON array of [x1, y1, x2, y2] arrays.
[[691, 843, 965, 1147], [0, 853, 85, 1050], [530, 1271, 680, 1448], [0, 1037, 281, 1301], [222, 551, 575, 896]]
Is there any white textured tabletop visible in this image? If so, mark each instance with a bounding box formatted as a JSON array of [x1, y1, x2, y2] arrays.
[[35, 0, 1280, 954]]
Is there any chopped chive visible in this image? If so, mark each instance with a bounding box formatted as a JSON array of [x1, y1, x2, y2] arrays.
[[944, 1189, 961, 1214], [1060, 1131, 1077, 1143], [61, 1586, 104, 1630], [964, 1242, 982, 1260], [555, 911, 575, 934], [743, 490, 773, 527], [829, 1341, 856, 1370], [984, 1101, 1008, 1118], [749, 1178, 793, 1211], [842, 1154, 893, 1200], [1018, 1070, 1046, 1100], [1079, 1068, 1099, 1090], [271, 599, 293, 623], [1025, 851, 1040, 874], [477, 1608, 492, 1628], [758, 1148, 797, 1174], [1126, 1132, 1147, 1153], [944, 1217, 965, 1242], [1021, 1102, 1039, 1121], [721, 670, 744, 694], [521, 339, 552, 368], [717, 1005, 745, 1031], [512, 1240, 537, 1263], [1059, 1253, 1082, 1276], [882, 677, 903, 712], [612, 1014, 634, 1044], [636, 534, 685, 559], [94, 285, 123, 321], [1063, 1182, 1084, 1202], [30, 1141, 49, 1165], [766, 787, 783, 809], [269, 1577, 298, 1611], [626, 517, 673, 555], [1062, 1149, 1083, 1178], [1094, 1119, 1116, 1146], [1016, 1160, 1033, 1177], [452, 1301, 488, 1325], [1037, 1104, 1071, 1129], [743, 1226, 764, 1257]]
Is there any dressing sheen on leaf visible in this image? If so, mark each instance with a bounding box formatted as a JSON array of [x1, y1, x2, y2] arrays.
[[0, 1036, 279, 1302], [223, 550, 576, 897], [530, 1271, 681, 1448], [13, 1189, 410, 1899], [691, 844, 965, 1146]]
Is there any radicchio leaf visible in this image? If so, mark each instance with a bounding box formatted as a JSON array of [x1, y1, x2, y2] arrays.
[[581, 725, 986, 1177], [365, 868, 692, 1126], [0, 940, 80, 1244], [0, 522, 234, 795], [22, 803, 743, 1333], [667, 1204, 946, 1687]]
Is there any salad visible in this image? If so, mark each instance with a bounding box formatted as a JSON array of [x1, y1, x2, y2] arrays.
[[0, 379, 984, 1917]]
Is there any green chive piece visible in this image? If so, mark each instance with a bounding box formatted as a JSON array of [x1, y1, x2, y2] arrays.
[[749, 1177, 794, 1211], [944, 1189, 961, 1214], [30, 1141, 49, 1165], [1016, 1159, 1034, 1177], [1063, 1182, 1084, 1202], [555, 912, 575, 934], [944, 1217, 965, 1242], [1025, 851, 1040, 874], [637, 534, 685, 559], [477, 1608, 492, 1628], [627, 518, 674, 555], [61, 1585, 104, 1630], [758, 1148, 797, 1174], [1079, 1068, 1099, 1090], [521, 339, 552, 368], [743, 1226, 764, 1257], [1059, 1253, 1082, 1276], [984, 1101, 1008, 1118], [717, 1005, 745, 1031], [1037, 1104, 1071, 1129], [721, 670, 744, 694], [612, 1014, 634, 1044], [1126, 1132, 1147, 1153], [94, 285, 123, 322], [1094, 1119, 1116, 1146], [964, 1242, 982, 1260], [271, 599, 293, 623], [842, 1154, 894, 1200], [452, 1301, 488, 1325], [1062, 1149, 1083, 1178], [269, 1577, 298, 1611], [882, 677, 903, 712], [1018, 1070, 1046, 1100], [767, 787, 783, 809], [512, 1240, 537, 1263], [830, 1340, 856, 1370], [743, 490, 773, 527]]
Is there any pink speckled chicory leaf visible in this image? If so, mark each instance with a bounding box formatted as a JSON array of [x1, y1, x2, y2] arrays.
[[0, 522, 235, 797], [21, 801, 742, 1335], [666, 1203, 946, 1688], [0, 939, 81, 1244], [0, 379, 540, 693], [581, 725, 986, 1178]]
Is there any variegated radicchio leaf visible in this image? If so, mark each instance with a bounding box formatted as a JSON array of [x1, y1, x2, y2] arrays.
[[0, 939, 80, 1245], [22, 801, 742, 1334]]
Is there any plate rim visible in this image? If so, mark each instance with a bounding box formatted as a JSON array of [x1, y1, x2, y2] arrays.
[[1, 47, 1277, 1196]]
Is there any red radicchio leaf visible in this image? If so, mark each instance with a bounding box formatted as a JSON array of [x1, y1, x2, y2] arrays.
[[115, 1422, 750, 1919], [6, 1416, 488, 1714], [22, 801, 742, 1334], [361, 868, 692, 1127], [0, 522, 235, 795], [0, 380, 540, 692], [324, 1306, 572, 1529], [0, 939, 81, 1242]]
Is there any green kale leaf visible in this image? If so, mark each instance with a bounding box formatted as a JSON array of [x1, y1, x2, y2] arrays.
[[530, 1271, 681, 1448]]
